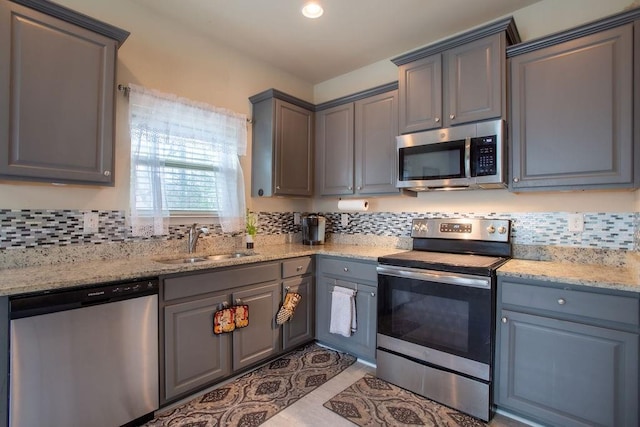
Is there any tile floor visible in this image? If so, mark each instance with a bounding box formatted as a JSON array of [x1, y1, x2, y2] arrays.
[[262, 360, 531, 427], [164, 359, 532, 427]]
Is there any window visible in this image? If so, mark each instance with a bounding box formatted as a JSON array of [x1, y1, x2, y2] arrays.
[[128, 84, 247, 237]]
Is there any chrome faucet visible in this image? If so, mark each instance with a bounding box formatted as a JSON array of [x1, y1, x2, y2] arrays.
[[187, 223, 209, 253]]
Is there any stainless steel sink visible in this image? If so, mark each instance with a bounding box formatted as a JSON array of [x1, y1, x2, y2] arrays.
[[156, 252, 253, 264], [206, 252, 252, 261], [156, 256, 209, 264]]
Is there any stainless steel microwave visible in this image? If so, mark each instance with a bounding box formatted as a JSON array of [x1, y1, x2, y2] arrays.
[[396, 119, 505, 191]]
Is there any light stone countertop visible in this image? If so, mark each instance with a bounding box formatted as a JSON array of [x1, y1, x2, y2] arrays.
[[497, 259, 640, 294], [0, 243, 405, 296], [2, 242, 639, 297]]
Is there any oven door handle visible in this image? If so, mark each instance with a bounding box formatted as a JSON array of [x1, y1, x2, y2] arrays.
[[376, 265, 491, 289]]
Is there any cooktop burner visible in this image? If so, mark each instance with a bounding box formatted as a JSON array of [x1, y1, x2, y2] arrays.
[[378, 250, 510, 276], [378, 218, 512, 276]]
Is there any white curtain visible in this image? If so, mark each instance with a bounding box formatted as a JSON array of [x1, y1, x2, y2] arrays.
[[128, 84, 248, 236]]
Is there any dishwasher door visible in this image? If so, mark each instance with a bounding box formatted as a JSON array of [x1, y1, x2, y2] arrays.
[[10, 293, 159, 427]]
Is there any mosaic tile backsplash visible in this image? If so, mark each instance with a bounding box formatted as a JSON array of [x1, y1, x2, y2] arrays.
[[0, 209, 637, 251]]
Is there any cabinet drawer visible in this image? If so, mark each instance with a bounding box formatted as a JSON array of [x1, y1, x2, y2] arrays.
[[282, 257, 312, 278], [501, 280, 639, 327], [164, 262, 280, 301], [317, 257, 377, 283]]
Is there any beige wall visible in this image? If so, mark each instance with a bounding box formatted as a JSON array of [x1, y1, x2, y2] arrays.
[[0, 0, 637, 215]]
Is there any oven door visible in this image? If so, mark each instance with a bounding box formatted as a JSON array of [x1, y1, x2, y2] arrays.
[[377, 265, 493, 368]]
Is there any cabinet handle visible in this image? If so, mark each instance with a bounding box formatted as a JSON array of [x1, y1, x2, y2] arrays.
[[435, 117, 440, 123], [343, 267, 349, 272], [370, 292, 376, 297], [449, 114, 455, 120], [347, 186, 353, 190], [296, 266, 302, 271], [501, 316, 508, 323], [357, 186, 362, 190], [285, 286, 291, 291], [276, 186, 281, 190], [103, 170, 111, 177], [557, 298, 566, 305], [513, 177, 520, 183]]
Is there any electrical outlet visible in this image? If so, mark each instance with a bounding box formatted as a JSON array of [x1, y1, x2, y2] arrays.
[[293, 212, 301, 225], [83, 211, 99, 234], [341, 213, 349, 227], [567, 213, 584, 233]]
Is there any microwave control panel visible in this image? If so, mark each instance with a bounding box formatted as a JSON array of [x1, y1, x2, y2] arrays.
[[470, 136, 497, 177]]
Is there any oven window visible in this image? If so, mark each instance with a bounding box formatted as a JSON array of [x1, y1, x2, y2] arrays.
[[378, 273, 492, 364], [391, 289, 469, 353], [399, 140, 465, 181]]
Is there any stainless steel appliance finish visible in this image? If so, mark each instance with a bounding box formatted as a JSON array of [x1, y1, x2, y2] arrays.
[[302, 214, 326, 245], [9, 279, 159, 427], [396, 119, 505, 191], [376, 218, 511, 422]]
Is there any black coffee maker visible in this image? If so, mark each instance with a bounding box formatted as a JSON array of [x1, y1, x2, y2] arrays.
[[301, 214, 326, 245]]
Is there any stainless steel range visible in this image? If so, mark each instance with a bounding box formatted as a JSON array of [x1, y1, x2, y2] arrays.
[[376, 218, 511, 422]]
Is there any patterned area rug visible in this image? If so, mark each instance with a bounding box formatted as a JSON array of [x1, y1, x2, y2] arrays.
[[145, 343, 356, 427], [324, 374, 488, 427]]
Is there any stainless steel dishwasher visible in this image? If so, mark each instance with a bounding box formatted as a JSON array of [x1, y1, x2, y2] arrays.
[[9, 278, 159, 427]]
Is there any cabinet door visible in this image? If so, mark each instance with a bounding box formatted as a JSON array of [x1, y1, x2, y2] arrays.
[[164, 294, 232, 401], [274, 99, 313, 196], [398, 54, 442, 133], [282, 276, 315, 350], [316, 276, 377, 362], [316, 103, 355, 195], [355, 90, 399, 195], [445, 34, 502, 126], [232, 282, 281, 370], [510, 24, 633, 191], [497, 310, 638, 427], [0, 1, 116, 185]]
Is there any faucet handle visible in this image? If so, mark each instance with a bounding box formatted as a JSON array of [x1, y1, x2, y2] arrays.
[[199, 226, 209, 235]]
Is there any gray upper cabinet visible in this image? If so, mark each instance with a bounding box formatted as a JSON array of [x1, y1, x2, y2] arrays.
[[393, 18, 518, 134], [397, 54, 442, 133], [354, 90, 399, 195], [250, 89, 314, 197], [0, 0, 128, 185], [316, 83, 399, 196], [509, 14, 637, 192], [495, 277, 639, 426], [316, 103, 354, 196]]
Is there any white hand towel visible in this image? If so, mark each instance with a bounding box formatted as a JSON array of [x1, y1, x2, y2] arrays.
[[329, 286, 357, 337]]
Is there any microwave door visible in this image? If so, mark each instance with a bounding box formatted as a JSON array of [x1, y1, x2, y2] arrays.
[[397, 137, 468, 189]]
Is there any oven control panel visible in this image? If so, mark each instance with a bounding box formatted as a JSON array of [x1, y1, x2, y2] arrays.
[[411, 218, 510, 242]]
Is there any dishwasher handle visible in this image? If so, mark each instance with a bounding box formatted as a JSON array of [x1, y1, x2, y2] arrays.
[[10, 278, 159, 319]]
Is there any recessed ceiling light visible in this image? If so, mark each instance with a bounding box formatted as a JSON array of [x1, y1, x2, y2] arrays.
[[302, 2, 323, 19]]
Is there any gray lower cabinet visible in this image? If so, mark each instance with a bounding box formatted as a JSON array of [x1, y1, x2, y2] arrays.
[[160, 257, 314, 404], [315, 256, 378, 362], [508, 21, 635, 191], [0, 0, 128, 185], [250, 89, 314, 197], [231, 282, 281, 370], [283, 275, 315, 350], [164, 293, 232, 400], [316, 86, 398, 196], [495, 277, 639, 426]]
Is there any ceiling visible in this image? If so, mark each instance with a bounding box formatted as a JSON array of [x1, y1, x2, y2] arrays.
[[134, 0, 542, 84]]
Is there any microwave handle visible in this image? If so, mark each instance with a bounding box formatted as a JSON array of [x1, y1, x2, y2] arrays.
[[464, 137, 471, 178]]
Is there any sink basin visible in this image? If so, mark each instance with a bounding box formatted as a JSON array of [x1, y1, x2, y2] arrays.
[[206, 252, 253, 261], [156, 256, 208, 264]]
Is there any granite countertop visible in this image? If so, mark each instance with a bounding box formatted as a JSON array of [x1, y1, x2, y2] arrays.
[[498, 259, 640, 294], [2, 242, 639, 297], [0, 243, 405, 297]]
